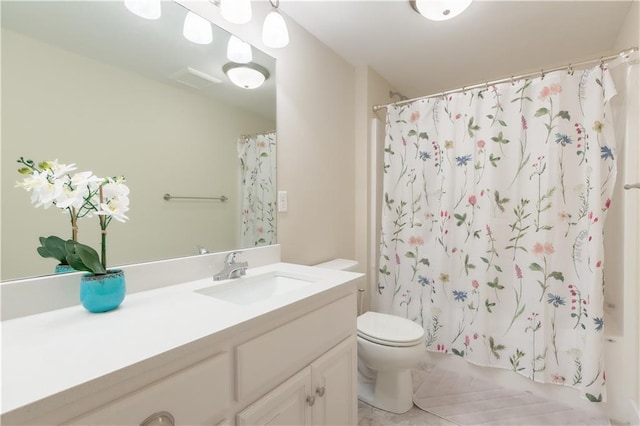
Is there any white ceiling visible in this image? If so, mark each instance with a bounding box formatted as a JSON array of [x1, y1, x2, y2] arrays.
[[279, 0, 634, 99]]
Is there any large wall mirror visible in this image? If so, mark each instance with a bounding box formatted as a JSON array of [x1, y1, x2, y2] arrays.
[[1, 1, 277, 281]]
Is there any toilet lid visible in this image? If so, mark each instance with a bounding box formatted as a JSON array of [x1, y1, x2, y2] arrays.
[[357, 311, 424, 347]]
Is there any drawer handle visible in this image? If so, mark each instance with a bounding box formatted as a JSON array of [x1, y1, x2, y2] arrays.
[[316, 386, 325, 397], [306, 395, 316, 406], [140, 411, 175, 426]]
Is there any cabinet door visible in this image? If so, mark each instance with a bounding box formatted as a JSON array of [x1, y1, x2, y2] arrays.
[[236, 368, 312, 426], [311, 336, 357, 426]]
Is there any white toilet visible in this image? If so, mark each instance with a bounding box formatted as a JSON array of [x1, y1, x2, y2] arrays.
[[314, 259, 426, 414]]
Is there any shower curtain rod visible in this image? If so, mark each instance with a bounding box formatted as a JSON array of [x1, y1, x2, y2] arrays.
[[372, 46, 639, 113]]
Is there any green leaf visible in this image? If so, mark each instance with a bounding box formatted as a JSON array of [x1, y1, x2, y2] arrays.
[[260, 152, 269, 157], [419, 258, 430, 266], [494, 265, 503, 272], [36, 235, 69, 264], [549, 271, 565, 281], [74, 242, 107, 274], [499, 120, 507, 127], [419, 132, 429, 140], [535, 108, 549, 117], [405, 251, 416, 259], [529, 263, 544, 272], [454, 213, 467, 226], [452, 348, 464, 357], [558, 110, 571, 121], [485, 299, 496, 313], [407, 129, 417, 137], [480, 257, 489, 264], [585, 393, 602, 403]]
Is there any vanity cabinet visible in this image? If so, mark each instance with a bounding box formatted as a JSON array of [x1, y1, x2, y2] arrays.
[[237, 336, 357, 426], [2, 265, 359, 426]]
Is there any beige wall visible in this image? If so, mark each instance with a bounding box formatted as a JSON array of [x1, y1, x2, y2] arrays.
[[354, 66, 396, 313], [1, 29, 274, 280], [611, 0, 640, 412]]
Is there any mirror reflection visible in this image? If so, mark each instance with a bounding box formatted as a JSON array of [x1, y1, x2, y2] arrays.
[[1, 0, 277, 281]]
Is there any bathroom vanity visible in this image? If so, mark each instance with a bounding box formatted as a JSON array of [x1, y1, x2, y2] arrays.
[[1, 258, 361, 425]]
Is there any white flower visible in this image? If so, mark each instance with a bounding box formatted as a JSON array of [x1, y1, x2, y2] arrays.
[[34, 179, 65, 209], [97, 197, 129, 223], [46, 160, 77, 179]]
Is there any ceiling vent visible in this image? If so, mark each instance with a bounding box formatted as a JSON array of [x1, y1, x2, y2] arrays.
[[172, 67, 222, 89]]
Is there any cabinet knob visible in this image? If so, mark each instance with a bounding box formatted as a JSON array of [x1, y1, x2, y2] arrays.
[[140, 411, 175, 426], [306, 395, 316, 406], [315, 386, 325, 397]]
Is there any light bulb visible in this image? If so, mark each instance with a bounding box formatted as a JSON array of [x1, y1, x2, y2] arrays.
[[414, 0, 473, 21], [124, 0, 161, 20], [262, 9, 289, 48], [227, 36, 253, 64], [183, 11, 213, 45], [220, 0, 252, 25]]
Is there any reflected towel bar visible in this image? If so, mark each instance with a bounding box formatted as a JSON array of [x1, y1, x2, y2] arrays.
[[624, 183, 640, 190], [163, 193, 228, 202]]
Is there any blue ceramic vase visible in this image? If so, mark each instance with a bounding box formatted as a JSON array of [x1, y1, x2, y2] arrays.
[[80, 269, 126, 313], [55, 264, 75, 274]]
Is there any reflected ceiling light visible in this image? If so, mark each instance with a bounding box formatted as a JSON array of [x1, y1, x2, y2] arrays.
[[220, 0, 252, 24], [223, 62, 269, 90], [411, 0, 473, 21], [124, 0, 161, 20], [262, 0, 289, 48], [227, 35, 253, 64], [183, 11, 213, 45]]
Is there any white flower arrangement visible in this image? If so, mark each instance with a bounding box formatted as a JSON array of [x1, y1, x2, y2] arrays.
[[16, 157, 130, 274]]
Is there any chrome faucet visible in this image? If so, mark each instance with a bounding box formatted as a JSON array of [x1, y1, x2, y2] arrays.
[[213, 251, 248, 281]]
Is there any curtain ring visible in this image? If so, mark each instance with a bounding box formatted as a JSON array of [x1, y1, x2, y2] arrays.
[[462, 86, 466, 95], [540, 69, 545, 80], [510, 76, 515, 86], [567, 64, 573, 75]]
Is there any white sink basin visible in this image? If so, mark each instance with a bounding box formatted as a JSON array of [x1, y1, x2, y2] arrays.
[[195, 271, 317, 305]]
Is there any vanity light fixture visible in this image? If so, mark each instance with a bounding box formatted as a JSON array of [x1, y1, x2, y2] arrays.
[[220, 0, 252, 24], [411, 0, 473, 21], [227, 35, 253, 64], [124, 0, 161, 20], [223, 62, 269, 90], [262, 0, 289, 48], [183, 11, 213, 45]]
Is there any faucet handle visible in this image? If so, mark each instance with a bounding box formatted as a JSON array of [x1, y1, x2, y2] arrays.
[[225, 251, 242, 264]]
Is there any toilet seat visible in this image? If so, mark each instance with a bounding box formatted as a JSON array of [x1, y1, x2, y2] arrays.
[[357, 311, 424, 347]]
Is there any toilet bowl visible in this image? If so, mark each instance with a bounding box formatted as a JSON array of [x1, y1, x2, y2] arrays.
[[313, 259, 426, 414], [357, 311, 425, 414]]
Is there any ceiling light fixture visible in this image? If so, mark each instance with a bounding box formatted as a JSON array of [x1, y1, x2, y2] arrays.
[[223, 62, 269, 90], [262, 0, 289, 48], [220, 0, 252, 25], [227, 35, 253, 64], [183, 11, 213, 45], [124, 0, 161, 20], [411, 0, 473, 21]]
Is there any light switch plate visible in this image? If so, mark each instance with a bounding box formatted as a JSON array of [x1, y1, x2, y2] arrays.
[[278, 191, 288, 212]]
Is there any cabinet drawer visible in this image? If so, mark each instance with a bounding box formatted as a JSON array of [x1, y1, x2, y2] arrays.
[[236, 294, 355, 402], [68, 352, 231, 425]]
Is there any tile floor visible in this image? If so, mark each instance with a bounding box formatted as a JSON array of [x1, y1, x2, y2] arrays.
[[358, 400, 456, 426]]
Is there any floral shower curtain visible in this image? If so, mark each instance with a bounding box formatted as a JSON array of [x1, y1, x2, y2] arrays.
[[375, 65, 617, 401], [238, 131, 276, 247]]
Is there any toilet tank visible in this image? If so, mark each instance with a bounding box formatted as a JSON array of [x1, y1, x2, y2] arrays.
[[313, 259, 359, 272]]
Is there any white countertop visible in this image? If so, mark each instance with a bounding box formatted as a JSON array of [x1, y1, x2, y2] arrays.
[[1, 262, 360, 416]]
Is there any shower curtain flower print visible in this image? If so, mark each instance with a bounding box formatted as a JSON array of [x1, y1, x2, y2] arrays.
[[376, 64, 616, 402]]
